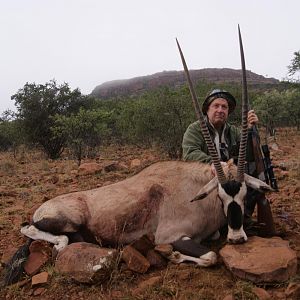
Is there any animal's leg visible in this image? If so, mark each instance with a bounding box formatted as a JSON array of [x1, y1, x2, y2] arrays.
[[21, 225, 68, 252], [167, 251, 217, 267], [170, 236, 217, 267]]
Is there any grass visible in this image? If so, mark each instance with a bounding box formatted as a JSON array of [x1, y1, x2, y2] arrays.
[[233, 280, 258, 300], [0, 160, 16, 176]]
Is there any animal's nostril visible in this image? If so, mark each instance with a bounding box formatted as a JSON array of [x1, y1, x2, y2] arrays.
[[228, 237, 245, 244]]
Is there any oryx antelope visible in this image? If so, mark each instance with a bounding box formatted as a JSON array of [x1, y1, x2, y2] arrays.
[[4, 28, 273, 286]]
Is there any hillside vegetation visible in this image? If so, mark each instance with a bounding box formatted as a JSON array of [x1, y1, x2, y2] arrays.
[[0, 74, 299, 162]]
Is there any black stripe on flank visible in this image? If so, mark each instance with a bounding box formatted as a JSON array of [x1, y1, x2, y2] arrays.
[[227, 201, 243, 229], [33, 216, 79, 235], [221, 181, 242, 197]]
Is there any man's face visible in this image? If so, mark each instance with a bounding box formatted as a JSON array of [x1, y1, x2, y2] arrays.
[[206, 98, 229, 128]]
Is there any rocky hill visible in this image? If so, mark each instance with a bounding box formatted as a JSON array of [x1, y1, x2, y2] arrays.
[[91, 68, 279, 99]]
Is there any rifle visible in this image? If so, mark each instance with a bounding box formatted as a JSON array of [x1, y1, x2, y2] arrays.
[[247, 127, 277, 236], [238, 26, 277, 236]]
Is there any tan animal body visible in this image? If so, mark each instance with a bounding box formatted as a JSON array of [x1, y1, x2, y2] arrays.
[[21, 159, 271, 268], [29, 161, 224, 246]]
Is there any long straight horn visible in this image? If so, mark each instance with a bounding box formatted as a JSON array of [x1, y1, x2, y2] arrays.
[[237, 25, 250, 182], [176, 38, 227, 184]]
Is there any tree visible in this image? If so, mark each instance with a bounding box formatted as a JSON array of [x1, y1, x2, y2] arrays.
[[51, 108, 111, 165], [148, 87, 193, 158], [12, 80, 93, 159], [283, 89, 300, 130], [252, 88, 300, 135], [0, 110, 25, 155], [114, 87, 194, 158], [288, 51, 300, 76], [253, 90, 284, 137]]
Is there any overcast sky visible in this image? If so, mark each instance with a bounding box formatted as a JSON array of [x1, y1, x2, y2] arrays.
[[1, 0, 299, 114]]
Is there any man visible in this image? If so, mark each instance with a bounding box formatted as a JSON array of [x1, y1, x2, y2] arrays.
[[182, 89, 259, 220]]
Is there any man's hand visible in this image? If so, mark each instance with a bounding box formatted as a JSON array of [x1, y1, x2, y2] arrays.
[[247, 109, 258, 128], [211, 161, 228, 177]]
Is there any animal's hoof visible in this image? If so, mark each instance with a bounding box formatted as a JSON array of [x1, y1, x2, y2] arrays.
[[54, 235, 69, 253], [168, 251, 185, 264], [20, 225, 30, 234], [199, 251, 217, 266]]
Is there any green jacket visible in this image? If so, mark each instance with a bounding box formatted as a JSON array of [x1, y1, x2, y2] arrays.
[[182, 120, 241, 163]]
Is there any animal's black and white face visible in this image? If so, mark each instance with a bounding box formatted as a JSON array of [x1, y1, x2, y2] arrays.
[[218, 180, 247, 244], [191, 173, 273, 244]]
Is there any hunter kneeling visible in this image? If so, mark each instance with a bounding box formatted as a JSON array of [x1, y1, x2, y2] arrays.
[[182, 88, 275, 236]]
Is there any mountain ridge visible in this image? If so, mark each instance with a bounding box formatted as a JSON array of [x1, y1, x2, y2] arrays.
[[91, 68, 279, 99]]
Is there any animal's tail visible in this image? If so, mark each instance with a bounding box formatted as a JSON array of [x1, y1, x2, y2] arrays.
[[1, 239, 32, 286]]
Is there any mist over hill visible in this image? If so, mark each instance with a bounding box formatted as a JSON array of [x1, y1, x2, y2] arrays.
[[91, 68, 279, 99]]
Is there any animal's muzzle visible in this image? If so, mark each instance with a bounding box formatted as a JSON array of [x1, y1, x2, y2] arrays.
[[228, 236, 246, 244]]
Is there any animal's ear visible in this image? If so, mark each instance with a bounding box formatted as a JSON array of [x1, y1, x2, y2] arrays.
[[191, 177, 218, 202], [244, 174, 274, 193]]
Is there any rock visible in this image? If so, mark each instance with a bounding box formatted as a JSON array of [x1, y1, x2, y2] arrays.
[[146, 249, 167, 269], [33, 287, 46, 296], [31, 271, 49, 286], [24, 240, 51, 276], [55, 242, 117, 284], [219, 236, 297, 283], [154, 244, 173, 257], [132, 275, 161, 295], [285, 282, 300, 299], [103, 161, 120, 172], [121, 245, 150, 273], [130, 159, 142, 169], [29, 240, 52, 257], [130, 234, 155, 256], [272, 290, 287, 299], [24, 252, 49, 276], [78, 162, 102, 176], [252, 287, 271, 299]]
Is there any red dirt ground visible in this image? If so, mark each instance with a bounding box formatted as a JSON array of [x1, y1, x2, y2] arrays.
[[0, 129, 300, 299]]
